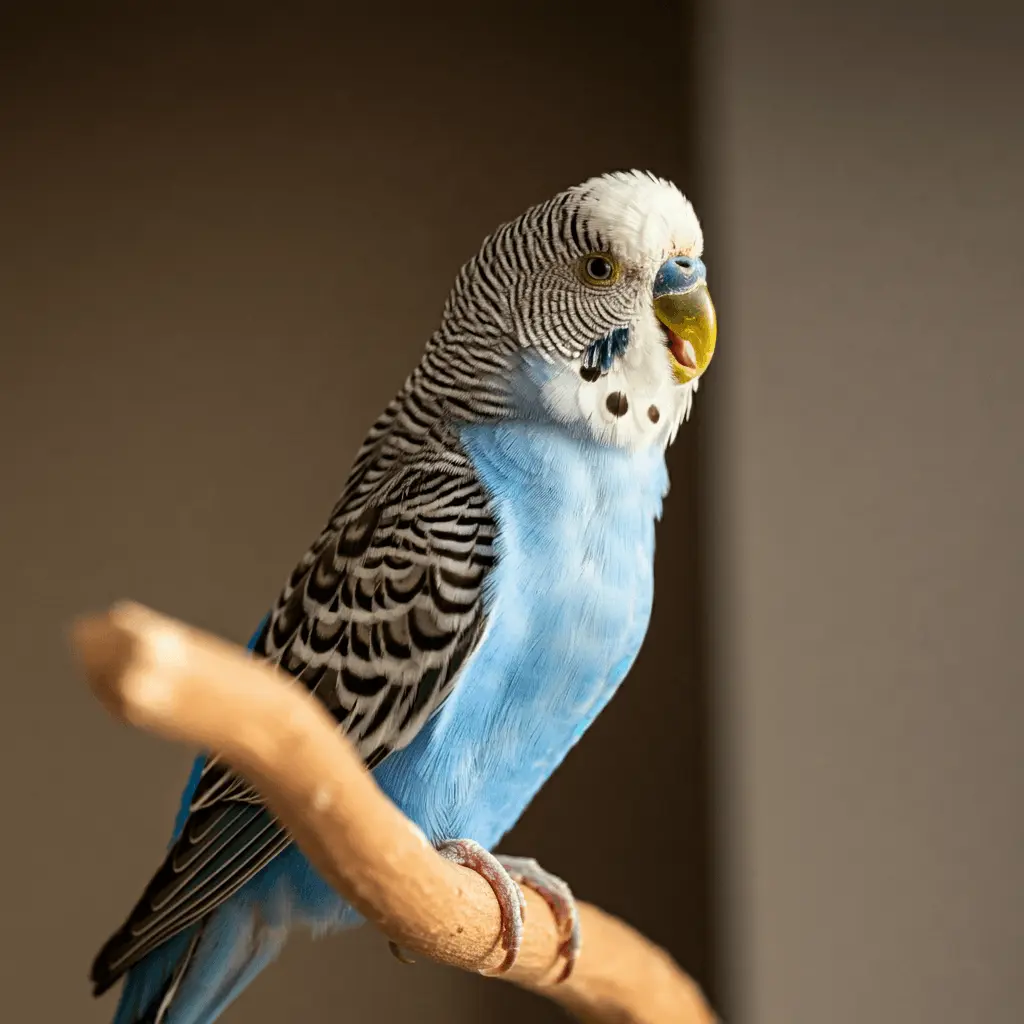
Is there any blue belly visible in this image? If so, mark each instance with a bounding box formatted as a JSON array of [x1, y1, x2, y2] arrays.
[[372, 420, 669, 849]]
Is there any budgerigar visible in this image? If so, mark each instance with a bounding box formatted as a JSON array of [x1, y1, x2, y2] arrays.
[[90, 170, 717, 1023]]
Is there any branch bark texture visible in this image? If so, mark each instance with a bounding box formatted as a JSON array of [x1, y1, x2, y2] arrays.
[[72, 601, 716, 1024]]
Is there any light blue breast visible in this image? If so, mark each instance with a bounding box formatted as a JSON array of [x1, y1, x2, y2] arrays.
[[146, 384, 674, 1020], [228, 392, 672, 926], [372, 417, 669, 850]]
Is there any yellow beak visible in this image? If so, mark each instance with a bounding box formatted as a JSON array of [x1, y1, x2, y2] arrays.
[[654, 282, 717, 384]]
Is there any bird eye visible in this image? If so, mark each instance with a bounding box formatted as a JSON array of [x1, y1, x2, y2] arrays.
[[581, 254, 618, 286]]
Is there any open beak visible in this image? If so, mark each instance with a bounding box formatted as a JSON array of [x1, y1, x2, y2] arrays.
[[653, 256, 717, 384]]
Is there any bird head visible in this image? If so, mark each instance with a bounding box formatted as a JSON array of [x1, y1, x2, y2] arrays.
[[441, 170, 716, 449]]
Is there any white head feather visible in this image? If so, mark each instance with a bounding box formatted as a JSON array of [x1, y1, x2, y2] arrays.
[[574, 170, 704, 265], [539, 170, 705, 452]]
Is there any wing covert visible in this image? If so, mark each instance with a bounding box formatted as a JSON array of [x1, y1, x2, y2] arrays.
[[92, 456, 496, 991]]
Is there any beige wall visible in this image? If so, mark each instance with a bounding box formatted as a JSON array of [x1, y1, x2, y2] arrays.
[[705, 4, 1023, 1021]]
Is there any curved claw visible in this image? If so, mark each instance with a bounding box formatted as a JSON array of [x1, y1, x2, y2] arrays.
[[495, 855, 581, 983], [436, 838, 526, 974], [387, 939, 416, 965]]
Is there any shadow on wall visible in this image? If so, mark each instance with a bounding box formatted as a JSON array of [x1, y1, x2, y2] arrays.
[[0, 4, 716, 1023]]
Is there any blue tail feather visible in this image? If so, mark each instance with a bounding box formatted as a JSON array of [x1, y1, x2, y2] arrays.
[[113, 928, 199, 1024], [110, 893, 289, 1024], [168, 899, 287, 1024], [108, 613, 296, 1023]]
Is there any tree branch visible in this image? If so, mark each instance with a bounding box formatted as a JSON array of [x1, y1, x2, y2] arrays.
[[71, 601, 716, 1024]]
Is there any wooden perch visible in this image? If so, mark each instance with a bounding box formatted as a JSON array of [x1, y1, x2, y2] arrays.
[[71, 602, 716, 1024]]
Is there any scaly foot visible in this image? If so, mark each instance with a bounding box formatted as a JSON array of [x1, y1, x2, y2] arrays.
[[387, 841, 579, 981], [496, 855, 581, 982], [438, 838, 527, 974], [388, 837, 527, 973]]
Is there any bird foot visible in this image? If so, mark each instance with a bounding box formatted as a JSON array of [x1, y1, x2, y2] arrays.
[[387, 838, 527, 973], [437, 838, 526, 975], [386, 840, 579, 982], [495, 855, 581, 982], [387, 939, 416, 965]]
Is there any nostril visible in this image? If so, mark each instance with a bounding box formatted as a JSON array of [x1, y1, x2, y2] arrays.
[[674, 256, 694, 273]]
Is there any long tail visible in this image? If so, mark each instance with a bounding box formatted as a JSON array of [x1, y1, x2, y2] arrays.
[[111, 894, 288, 1024]]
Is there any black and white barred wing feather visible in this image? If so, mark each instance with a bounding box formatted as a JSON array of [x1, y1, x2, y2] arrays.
[[198, 457, 494, 799], [91, 455, 495, 991]]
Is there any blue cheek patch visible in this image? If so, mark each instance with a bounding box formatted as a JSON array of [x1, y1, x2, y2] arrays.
[[582, 326, 630, 373]]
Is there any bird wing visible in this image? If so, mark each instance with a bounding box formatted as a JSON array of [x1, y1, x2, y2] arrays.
[[92, 451, 495, 991]]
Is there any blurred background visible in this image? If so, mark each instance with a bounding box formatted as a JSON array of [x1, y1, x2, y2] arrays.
[[0, 3, 1020, 1023]]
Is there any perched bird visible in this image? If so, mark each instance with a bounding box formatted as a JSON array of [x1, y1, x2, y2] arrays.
[[90, 169, 717, 1023]]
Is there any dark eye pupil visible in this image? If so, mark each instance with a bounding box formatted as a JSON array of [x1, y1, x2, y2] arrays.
[[587, 257, 612, 280]]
